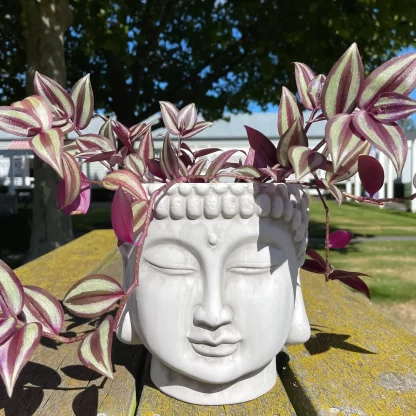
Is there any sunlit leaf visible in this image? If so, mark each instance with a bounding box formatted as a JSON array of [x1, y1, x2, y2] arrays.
[[371, 92, 416, 122], [188, 159, 207, 176], [0, 317, 17, 345], [181, 121, 213, 139], [0, 322, 42, 397], [358, 53, 416, 110], [321, 43, 364, 118], [278, 87, 303, 136], [321, 178, 344, 205], [294, 62, 315, 110], [205, 150, 242, 180], [71, 74, 94, 130], [159, 101, 179, 135], [59, 173, 91, 215], [103, 171, 147, 201], [21, 286, 64, 335], [137, 129, 155, 160], [307, 74, 326, 108], [232, 166, 261, 179], [99, 117, 117, 149], [64, 275, 125, 319], [288, 146, 326, 180], [0, 260, 24, 317], [78, 316, 114, 379], [124, 154, 146, 177], [276, 118, 308, 167], [0, 106, 42, 137], [12, 95, 52, 131], [132, 200, 149, 233], [352, 111, 407, 176], [178, 103, 197, 131], [34, 72, 74, 118], [30, 128, 64, 177], [160, 132, 180, 179]]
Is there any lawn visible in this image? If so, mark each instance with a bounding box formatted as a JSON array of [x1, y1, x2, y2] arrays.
[[308, 198, 416, 238], [311, 241, 416, 303]]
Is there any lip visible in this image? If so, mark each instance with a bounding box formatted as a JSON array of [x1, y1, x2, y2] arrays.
[[190, 341, 240, 357]]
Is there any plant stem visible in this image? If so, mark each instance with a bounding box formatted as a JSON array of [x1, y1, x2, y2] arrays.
[[314, 173, 331, 281]]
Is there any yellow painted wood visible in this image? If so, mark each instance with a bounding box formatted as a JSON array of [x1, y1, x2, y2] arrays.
[[0, 231, 141, 416], [137, 352, 296, 416], [280, 270, 416, 416]]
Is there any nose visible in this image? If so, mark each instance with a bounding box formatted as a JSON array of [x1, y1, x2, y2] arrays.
[[193, 290, 233, 329]]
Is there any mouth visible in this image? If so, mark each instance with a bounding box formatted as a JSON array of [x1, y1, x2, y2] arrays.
[[188, 338, 241, 357]]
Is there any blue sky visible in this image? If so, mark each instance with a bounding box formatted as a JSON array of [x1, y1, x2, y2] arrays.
[[248, 46, 416, 114]]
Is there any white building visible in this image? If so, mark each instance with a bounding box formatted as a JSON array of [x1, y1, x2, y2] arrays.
[[1, 112, 416, 210]]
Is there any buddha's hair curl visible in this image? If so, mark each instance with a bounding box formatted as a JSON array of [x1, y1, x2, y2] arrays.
[[145, 183, 309, 265]]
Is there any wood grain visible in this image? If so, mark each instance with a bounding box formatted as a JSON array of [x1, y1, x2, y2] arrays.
[[280, 270, 416, 416]]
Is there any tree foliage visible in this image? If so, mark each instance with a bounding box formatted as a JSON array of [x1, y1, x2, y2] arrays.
[[2, 0, 416, 123]]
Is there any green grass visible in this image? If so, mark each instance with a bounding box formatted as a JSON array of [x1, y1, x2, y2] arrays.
[[308, 199, 416, 238], [311, 241, 416, 303]]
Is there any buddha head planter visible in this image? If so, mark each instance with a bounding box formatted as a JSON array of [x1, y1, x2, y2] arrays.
[[117, 182, 311, 405]]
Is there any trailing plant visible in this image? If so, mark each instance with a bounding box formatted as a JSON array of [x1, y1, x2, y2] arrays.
[[0, 43, 415, 396]]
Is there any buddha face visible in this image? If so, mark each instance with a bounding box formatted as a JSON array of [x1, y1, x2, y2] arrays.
[[121, 214, 300, 384]]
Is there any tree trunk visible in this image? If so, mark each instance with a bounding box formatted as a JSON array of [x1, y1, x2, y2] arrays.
[[20, 0, 74, 261]]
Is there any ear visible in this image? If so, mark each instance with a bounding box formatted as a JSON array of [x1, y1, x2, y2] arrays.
[[285, 274, 310, 345], [116, 299, 142, 345]]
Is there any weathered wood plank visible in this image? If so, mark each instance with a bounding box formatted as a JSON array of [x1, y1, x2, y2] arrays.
[[136, 352, 297, 416], [0, 231, 141, 416], [279, 271, 416, 416]]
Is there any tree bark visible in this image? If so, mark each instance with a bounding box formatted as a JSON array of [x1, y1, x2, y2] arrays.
[[20, 0, 74, 261]]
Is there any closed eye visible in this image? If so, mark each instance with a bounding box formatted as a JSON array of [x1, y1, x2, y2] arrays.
[[228, 264, 278, 275], [144, 259, 198, 275]]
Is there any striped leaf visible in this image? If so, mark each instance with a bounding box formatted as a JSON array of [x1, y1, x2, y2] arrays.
[[288, 146, 326, 180], [232, 166, 261, 179], [244, 125, 277, 168], [0, 317, 17, 344], [325, 114, 368, 173], [137, 129, 155, 160], [294, 63, 315, 110], [22, 286, 64, 335], [78, 316, 114, 379], [276, 118, 308, 167], [58, 152, 82, 207], [112, 187, 134, 244], [181, 121, 213, 139], [205, 150, 242, 180], [125, 154, 146, 177], [0, 260, 24, 317], [307, 74, 326, 108], [160, 132, 180, 179], [113, 121, 134, 152], [0, 322, 41, 397], [12, 95, 52, 131], [326, 141, 371, 183], [34, 72, 74, 118], [160, 101, 179, 135], [358, 53, 416, 110], [188, 159, 207, 176], [99, 117, 117, 149], [102, 171, 147, 201], [371, 92, 416, 122], [352, 111, 407, 176], [129, 123, 149, 142], [321, 43, 364, 118], [76, 149, 115, 163], [358, 155, 384, 197], [64, 275, 124, 319], [70, 74, 94, 129], [30, 128, 64, 177], [132, 200, 148, 233], [57, 120, 75, 134], [178, 103, 197, 131], [321, 178, 344, 205], [59, 173, 91, 215], [0, 107, 42, 137], [278, 87, 303, 136], [77, 134, 116, 153]]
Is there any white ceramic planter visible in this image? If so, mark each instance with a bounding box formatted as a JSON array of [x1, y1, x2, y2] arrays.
[[117, 182, 311, 405]]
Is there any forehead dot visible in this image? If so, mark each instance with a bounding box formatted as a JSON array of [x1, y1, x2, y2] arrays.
[[208, 234, 219, 246]]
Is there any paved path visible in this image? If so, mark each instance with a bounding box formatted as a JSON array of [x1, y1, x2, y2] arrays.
[[309, 236, 416, 243]]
